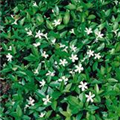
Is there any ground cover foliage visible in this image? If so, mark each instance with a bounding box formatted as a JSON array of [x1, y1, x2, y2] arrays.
[[0, 0, 120, 120]]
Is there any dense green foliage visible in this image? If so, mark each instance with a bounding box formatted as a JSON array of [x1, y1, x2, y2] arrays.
[[0, 0, 120, 120]]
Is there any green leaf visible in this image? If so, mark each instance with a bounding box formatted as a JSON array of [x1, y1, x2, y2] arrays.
[[36, 13, 44, 25], [36, 89, 45, 98], [60, 111, 71, 117], [46, 20, 54, 30], [97, 43, 105, 51], [19, 17, 25, 25], [63, 83, 72, 92], [63, 10, 70, 25], [105, 9, 111, 17], [16, 105, 22, 117], [67, 96, 79, 105], [88, 14, 96, 20], [95, 84, 99, 94], [66, 3, 76, 10], [24, 54, 38, 62], [22, 115, 31, 120], [107, 78, 118, 82], [57, 25, 65, 30], [54, 5, 59, 15], [76, 113, 83, 120], [31, 46, 39, 57], [87, 105, 99, 111], [100, 66, 105, 75], [52, 91, 61, 99], [51, 100, 57, 111]]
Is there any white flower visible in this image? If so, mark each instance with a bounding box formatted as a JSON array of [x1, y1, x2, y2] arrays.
[[51, 38, 56, 44], [25, 104, 30, 109], [59, 59, 68, 66], [70, 45, 77, 52], [85, 28, 92, 35], [6, 53, 13, 62], [87, 50, 94, 57], [69, 70, 75, 75], [54, 61, 58, 68], [69, 54, 78, 62], [94, 53, 101, 59], [95, 31, 104, 39], [12, 19, 18, 25], [112, 29, 119, 35], [41, 51, 49, 58], [70, 29, 75, 34], [42, 95, 51, 105], [25, 28, 28, 31], [87, 45, 91, 49], [33, 42, 40, 47], [79, 81, 88, 91], [8, 46, 12, 51], [52, 9, 55, 13], [58, 76, 68, 85], [75, 63, 84, 73], [12, 67, 17, 71], [59, 43, 65, 48], [11, 15, 14, 18], [33, 2, 37, 6], [39, 79, 46, 87], [39, 112, 46, 118], [85, 92, 95, 102], [93, 38, 99, 43], [11, 101, 15, 105], [34, 69, 39, 75], [53, 19, 61, 26], [35, 30, 44, 39], [63, 46, 68, 52], [27, 97, 35, 106], [46, 71, 55, 77], [43, 33, 48, 39], [114, 0, 119, 5], [81, 56, 88, 62], [19, 80, 25, 85], [54, 61, 57, 65], [27, 30, 32, 36]]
